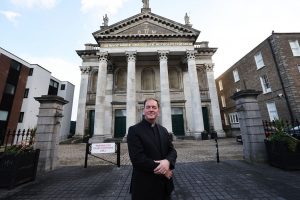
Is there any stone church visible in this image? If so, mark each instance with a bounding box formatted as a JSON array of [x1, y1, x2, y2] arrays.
[[75, 1, 224, 141]]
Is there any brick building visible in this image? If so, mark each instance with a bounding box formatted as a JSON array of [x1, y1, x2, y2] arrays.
[[0, 47, 30, 144], [216, 32, 300, 137]]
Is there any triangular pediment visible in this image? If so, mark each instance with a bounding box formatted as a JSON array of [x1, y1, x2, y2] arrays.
[[93, 12, 200, 41]]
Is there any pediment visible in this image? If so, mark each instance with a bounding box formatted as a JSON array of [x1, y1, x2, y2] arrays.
[[93, 12, 200, 40]]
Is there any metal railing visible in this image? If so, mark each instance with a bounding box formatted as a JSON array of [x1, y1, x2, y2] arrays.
[[263, 119, 300, 139], [2, 129, 35, 151]]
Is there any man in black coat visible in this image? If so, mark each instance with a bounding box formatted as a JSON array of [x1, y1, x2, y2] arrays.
[[127, 98, 177, 200]]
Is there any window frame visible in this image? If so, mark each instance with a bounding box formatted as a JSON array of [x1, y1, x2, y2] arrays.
[[289, 40, 300, 56], [24, 88, 29, 98], [18, 112, 24, 123], [228, 112, 239, 124], [233, 69, 240, 82], [254, 51, 265, 69], [260, 74, 272, 94], [266, 102, 279, 121], [218, 80, 223, 91], [221, 95, 226, 107]]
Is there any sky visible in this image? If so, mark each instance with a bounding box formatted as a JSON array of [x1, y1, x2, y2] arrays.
[[1, 0, 300, 120]]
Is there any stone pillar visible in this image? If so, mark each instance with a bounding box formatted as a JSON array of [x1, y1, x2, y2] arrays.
[[34, 95, 68, 173], [125, 51, 137, 135], [183, 70, 193, 136], [231, 90, 267, 163], [104, 66, 113, 137], [93, 52, 110, 141], [158, 50, 172, 132], [186, 50, 204, 138], [75, 66, 90, 137], [205, 64, 225, 137]]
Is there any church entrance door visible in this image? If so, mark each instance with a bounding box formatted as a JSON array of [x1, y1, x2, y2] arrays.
[[114, 110, 126, 138], [202, 107, 210, 132], [88, 110, 95, 137], [171, 108, 184, 136]]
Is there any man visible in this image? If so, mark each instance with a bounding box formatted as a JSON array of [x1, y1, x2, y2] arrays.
[[127, 98, 177, 200]]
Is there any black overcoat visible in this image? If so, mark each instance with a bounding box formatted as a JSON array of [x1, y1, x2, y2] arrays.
[[127, 119, 177, 200]]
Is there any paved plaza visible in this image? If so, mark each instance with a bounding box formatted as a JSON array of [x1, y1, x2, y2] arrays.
[[1, 138, 300, 199]]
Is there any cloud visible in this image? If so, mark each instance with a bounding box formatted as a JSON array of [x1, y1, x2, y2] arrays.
[[80, 0, 128, 14], [11, 0, 58, 9], [0, 10, 21, 23]]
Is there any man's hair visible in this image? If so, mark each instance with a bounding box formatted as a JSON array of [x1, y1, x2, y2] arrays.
[[143, 98, 160, 108]]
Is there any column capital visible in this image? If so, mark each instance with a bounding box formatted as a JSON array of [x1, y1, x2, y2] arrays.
[[79, 66, 91, 74], [126, 51, 137, 62], [158, 50, 169, 61], [97, 52, 108, 63], [204, 63, 214, 72], [186, 50, 197, 61]]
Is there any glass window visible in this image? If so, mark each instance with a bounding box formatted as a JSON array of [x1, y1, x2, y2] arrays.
[[221, 95, 226, 107], [233, 69, 240, 82], [260, 74, 272, 93], [289, 40, 300, 56], [218, 80, 223, 91], [11, 60, 21, 71], [298, 64, 300, 73], [254, 52, 265, 69], [61, 84, 66, 90], [266, 102, 279, 121], [229, 112, 239, 124], [18, 112, 24, 123], [24, 88, 29, 98], [5, 83, 15, 95], [29, 68, 34, 76], [0, 110, 9, 121]]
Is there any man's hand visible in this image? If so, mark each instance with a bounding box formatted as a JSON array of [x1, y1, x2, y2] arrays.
[[154, 159, 170, 175]]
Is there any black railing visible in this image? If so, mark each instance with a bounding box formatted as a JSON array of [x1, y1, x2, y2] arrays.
[[263, 119, 300, 139], [3, 129, 35, 150]]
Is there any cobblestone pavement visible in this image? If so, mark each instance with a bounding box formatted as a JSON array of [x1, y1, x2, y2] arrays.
[[1, 138, 300, 200]]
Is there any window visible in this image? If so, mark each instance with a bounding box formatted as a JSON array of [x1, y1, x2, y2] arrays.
[[260, 74, 272, 93], [60, 84, 66, 90], [224, 113, 229, 125], [254, 52, 265, 69], [24, 88, 29, 98], [221, 95, 226, 107], [298, 64, 300, 73], [289, 40, 300, 56], [10, 60, 21, 71], [266, 102, 279, 121], [0, 110, 9, 121], [29, 68, 34, 76], [50, 79, 59, 88], [48, 79, 59, 95], [5, 83, 15, 95], [218, 80, 223, 91], [233, 69, 240, 82], [18, 112, 24, 123], [229, 112, 239, 124]]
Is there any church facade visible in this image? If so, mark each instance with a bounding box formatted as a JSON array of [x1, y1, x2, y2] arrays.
[[75, 3, 224, 141]]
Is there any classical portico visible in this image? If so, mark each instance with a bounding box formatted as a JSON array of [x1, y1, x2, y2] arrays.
[[75, 1, 224, 141]]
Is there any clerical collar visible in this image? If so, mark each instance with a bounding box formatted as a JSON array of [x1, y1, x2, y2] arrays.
[[143, 118, 156, 128]]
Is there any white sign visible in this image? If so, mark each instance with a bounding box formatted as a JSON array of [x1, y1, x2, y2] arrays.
[[91, 143, 115, 154]]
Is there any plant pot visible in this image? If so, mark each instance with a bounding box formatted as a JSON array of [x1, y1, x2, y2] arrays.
[[264, 140, 300, 170], [0, 149, 40, 189]]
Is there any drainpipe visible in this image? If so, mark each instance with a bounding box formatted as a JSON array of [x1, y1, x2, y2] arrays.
[[267, 33, 294, 122]]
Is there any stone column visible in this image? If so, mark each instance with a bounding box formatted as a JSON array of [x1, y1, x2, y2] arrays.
[[183, 70, 193, 136], [104, 66, 113, 137], [34, 95, 68, 174], [158, 50, 172, 132], [93, 52, 110, 141], [75, 66, 90, 137], [186, 50, 204, 139], [125, 51, 137, 135], [205, 64, 225, 137], [231, 90, 267, 163]]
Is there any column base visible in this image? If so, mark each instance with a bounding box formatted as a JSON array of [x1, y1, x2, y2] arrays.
[[192, 131, 202, 140]]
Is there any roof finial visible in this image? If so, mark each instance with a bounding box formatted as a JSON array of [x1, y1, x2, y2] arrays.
[[141, 0, 151, 13], [184, 13, 192, 27]]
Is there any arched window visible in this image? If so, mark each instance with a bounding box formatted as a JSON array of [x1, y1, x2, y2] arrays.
[[115, 68, 127, 91], [169, 68, 180, 89], [141, 68, 155, 90]]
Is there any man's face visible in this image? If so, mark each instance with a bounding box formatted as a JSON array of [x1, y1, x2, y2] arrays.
[[143, 99, 160, 122]]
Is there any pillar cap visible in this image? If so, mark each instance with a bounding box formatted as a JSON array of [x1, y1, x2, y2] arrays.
[[231, 89, 262, 100], [35, 95, 69, 105]]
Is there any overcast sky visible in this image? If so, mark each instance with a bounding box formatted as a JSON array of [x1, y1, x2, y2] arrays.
[[1, 0, 300, 120]]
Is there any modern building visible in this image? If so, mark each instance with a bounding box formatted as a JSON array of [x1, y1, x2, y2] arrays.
[[216, 32, 300, 137], [0, 47, 30, 144], [0, 47, 74, 144], [75, 2, 225, 141]]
